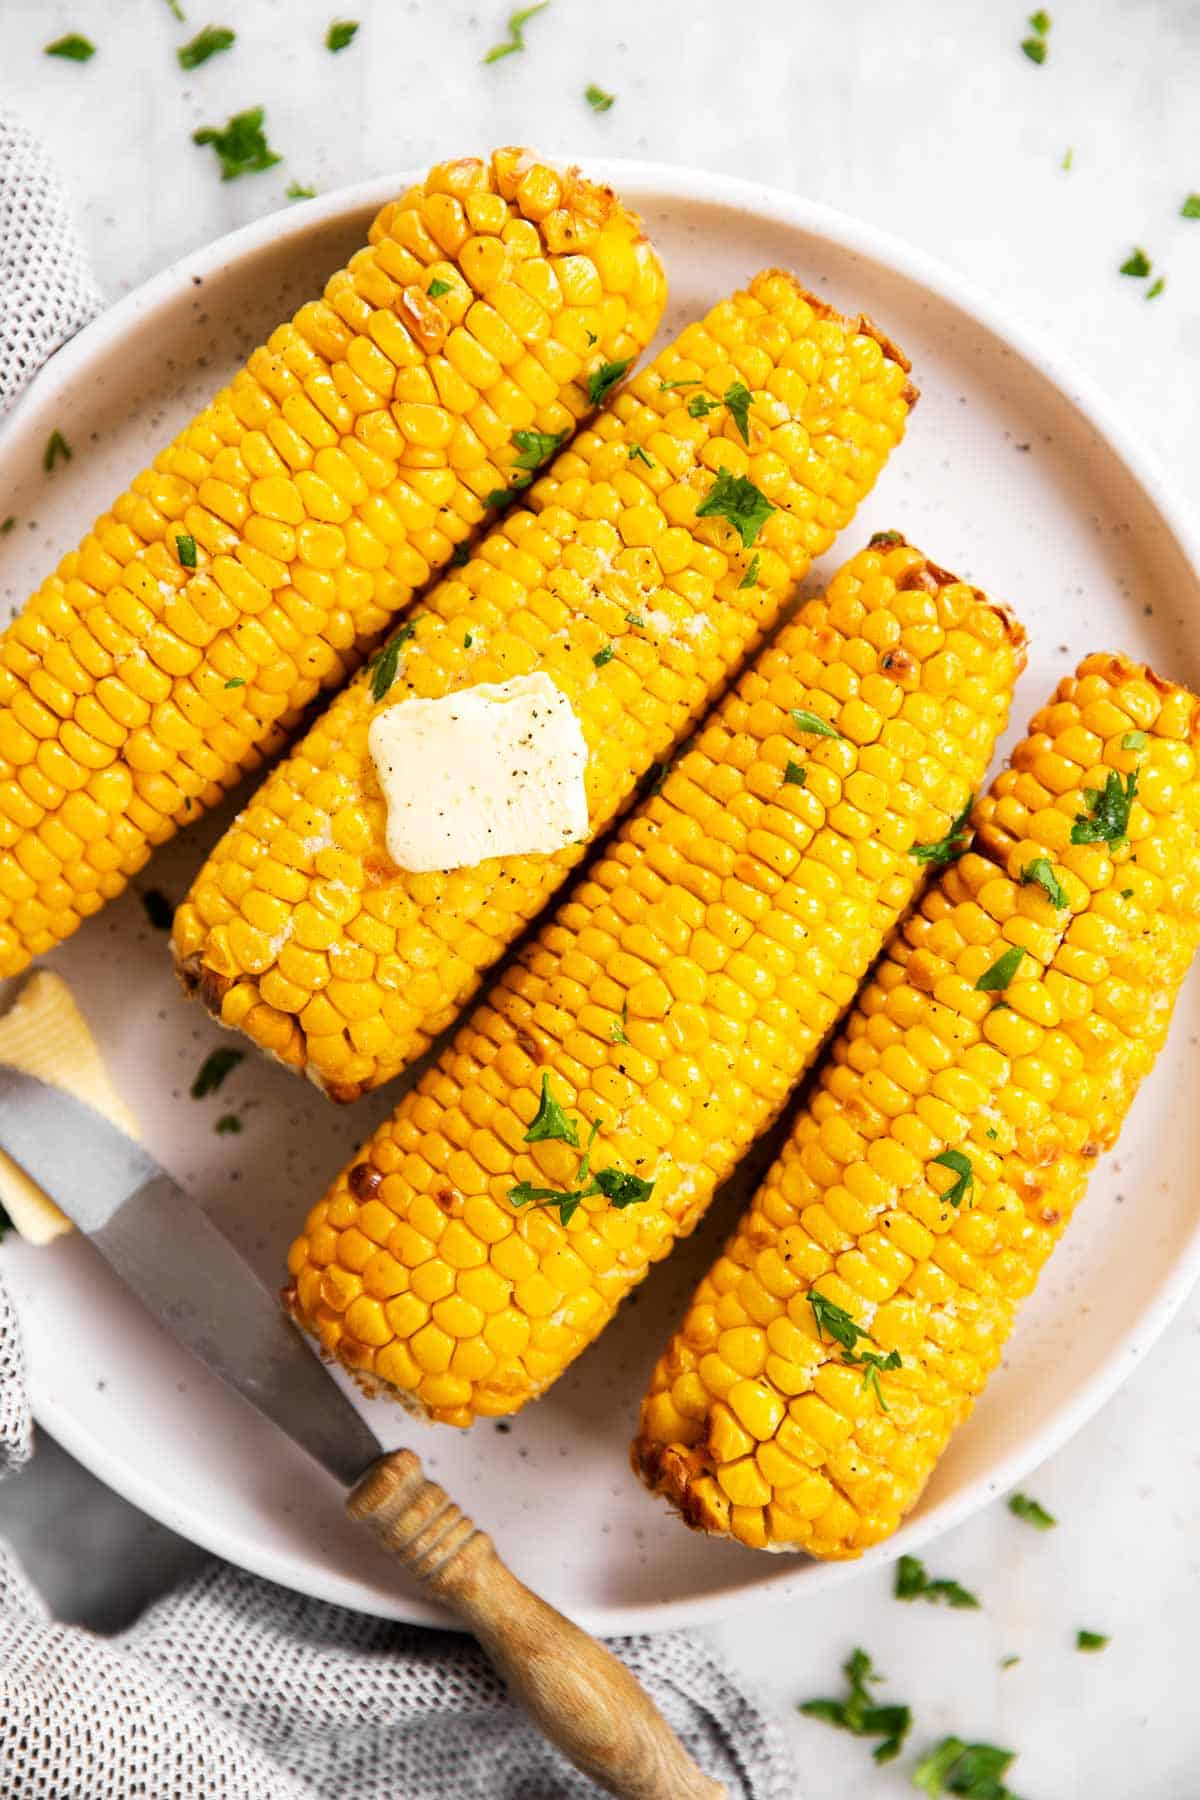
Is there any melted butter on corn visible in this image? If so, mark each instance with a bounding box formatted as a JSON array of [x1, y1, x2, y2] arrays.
[[368, 673, 589, 871]]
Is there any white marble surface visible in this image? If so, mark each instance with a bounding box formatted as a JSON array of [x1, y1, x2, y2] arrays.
[[2, 0, 1200, 1791]]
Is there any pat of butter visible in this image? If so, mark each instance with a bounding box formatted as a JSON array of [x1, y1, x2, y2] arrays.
[[368, 673, 590, 872]]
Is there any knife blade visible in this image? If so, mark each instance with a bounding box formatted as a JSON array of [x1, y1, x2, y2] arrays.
[[0, 1065, 382, 1487]]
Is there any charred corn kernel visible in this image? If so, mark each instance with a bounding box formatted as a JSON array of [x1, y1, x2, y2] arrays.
[[635, 653, 1200, 1556], [0, 151, 666, 977], [284, 541, 1024, 1420], [178, 278, 922, 1101]]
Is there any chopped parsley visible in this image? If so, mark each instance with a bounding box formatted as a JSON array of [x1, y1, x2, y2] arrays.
[[1121, 730, 1147, 750], [463, 633, 473, 649], [723, 380, 752, 443], [215, 1113, 243, 1135], [286, 180, 316, 200], [1028, 7, 1051, 30], [1120, 247, 1152, 278], [1020, 855, 1067, 907], [932, 1148, 974, 1208], [790, 707, 841, 740], [593, 643, 614, 668], [191, 1047, 244, 1099], [1062, 145, 1074, 170], [1077, 1629, 1109, 1651], [845, 1345, 902, 1409], [695, 469, 774, 548], [1071, 768, 1137, 844], [625, 611, 645, 627], [913, 1737, 1021, 1798], [428, 277, 453, 298], [176, 533, 198, 569], [798, 1648, 912, 1765], [450, 541, 471, 568], [193, 106, 281, 181], [512, 427, 567, 471], [1181, 194, 1200, 219], [975, 945, 1026, 991], [628, 443, 654, 467], [326, 19, 359, 51], [367, 620, 416, 701], [738, 553, 761, 590], [869, 529, 905, 548], [177, 25, 234, 68], [483, 1, 549, 62], [43, 430, 73, 472], [783, 760, 808, 788], [587, 357, 631, 406], [164, 0, 185, 17], [224, 677, 245, 689], [894, 1555, 980, 1609], [523, 1074, 580, 1147], [509, 1116, 655, 1227], [1021, 34, 1046, 62], [659, 377, 701, 391], [1146, 276, 1166, 300], [45, 33, 96, 60], [1120, 887, 1135, 899], [1008, 1491, 1056, 1530], [0, 517, 15, 536], [687, 393, 720, 419], [808, 1290, 864, 1353], [912, 798, 972, 868], [140, 889, 174, 931], [610, 999, 629, 1044], [584, 82, 614, 111]]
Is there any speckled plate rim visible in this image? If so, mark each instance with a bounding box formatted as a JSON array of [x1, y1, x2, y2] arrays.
[[7, 158, 1200, 1632]]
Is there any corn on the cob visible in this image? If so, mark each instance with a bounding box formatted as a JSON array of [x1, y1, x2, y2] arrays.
[[173, 273, 920, 1100], [634, 653, 1200, 1557], [284, 538, 1025, 1423], [0, 149, 666, 977]]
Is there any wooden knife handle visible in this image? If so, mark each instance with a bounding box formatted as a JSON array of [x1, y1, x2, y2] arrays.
[[348, 1450, 726, 1800]]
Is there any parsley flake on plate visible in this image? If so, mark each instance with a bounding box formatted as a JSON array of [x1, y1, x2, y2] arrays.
[[215, 1113, 243, 1135], [1146, 276, 1166, 300], [584, 82, 614, 111], [1071, 768, 1137, 843], [895, 1554, 981, 1609], [1, 517, 15, 536], [975, 945, 1026, 991], [177, 25, 234, 68], [193, 106, 281, 181], [799, 1647, 912, 1765], [43, 430, 72, 472], [1181, 194, 1200, 219], [191, 1047, 244, 1099], [483, 2, 549, 63], [45, 33, 95, 60], [326, 19, 359, 51], [587, 357, 631, 406], [913, 1737, 1021, 1798], [1009, 1491, 1057, 1529], [286, 180, 316, 200], [790, 706, 841, 740], [912, 797, 973, 868], [695, 469, 774, 547], [1077, 1629, 1109, 1651], [1120, 247, 1152, 278], [932, 1148, 974, 1208], [1020, 854, 1067, 907]]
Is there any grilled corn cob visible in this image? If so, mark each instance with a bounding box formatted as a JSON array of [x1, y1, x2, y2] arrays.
[[634, 652, 1200, 1557], [284, 538, 1025, 1423], [173, 273, 920, 1100], [0, 149, 666, 977]]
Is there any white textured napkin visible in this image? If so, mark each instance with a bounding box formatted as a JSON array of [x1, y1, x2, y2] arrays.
[[0, 109, 794, 1800]]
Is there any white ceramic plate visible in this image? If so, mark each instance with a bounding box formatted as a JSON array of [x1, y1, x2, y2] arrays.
[[2, 162, 1199, 1634]]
